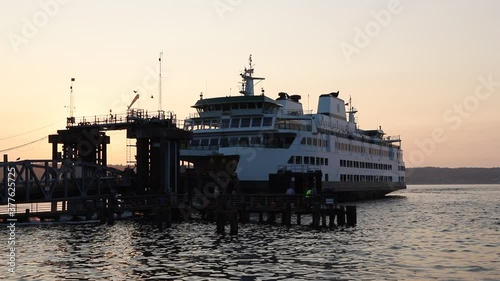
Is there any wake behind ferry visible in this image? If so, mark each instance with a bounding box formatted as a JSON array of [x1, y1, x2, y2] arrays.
[[180, 56, 406, 201]]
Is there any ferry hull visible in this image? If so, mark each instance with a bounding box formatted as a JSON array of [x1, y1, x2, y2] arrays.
[[239, 180, 406, 202]]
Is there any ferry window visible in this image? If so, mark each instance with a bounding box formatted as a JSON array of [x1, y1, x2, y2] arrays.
[[209, 139, 219, 146], [288, 156, 294, 164], [325, 174, 328, 181], [307, 138, 312, 145], [190, 139, 200, 146], [251, 137, 261, 145], [304, 157, 309, 164], [239, 137, 249, 146], [296, 156, 302, 164], [230, 103, 239, 110], [221, 119, 230, 128], [321, 158, 324, 165], [230, 118, 240, 128], [214, 104, 221, 111], [220, 138, 229, 147], [222, 104, 230, 111], [230, 137, 239, 146], [240, 103, 248, 109], [200, 139, 209, 146], [202, 119, 211, 128], [210, 119, 219, 129], [248, 103, 256, 109], [262, 117, 273, 126], [301, 137, 306, 144], [251, 117, 262, 127], [316, 157, 320, 165], [256, 102, 263, 109], [325, 158, 329, 166], [313, 138, 318, 146], [241, 118, 251, 127]]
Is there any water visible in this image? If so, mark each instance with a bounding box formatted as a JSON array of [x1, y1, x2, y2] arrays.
[[2, 185, 499, 280]]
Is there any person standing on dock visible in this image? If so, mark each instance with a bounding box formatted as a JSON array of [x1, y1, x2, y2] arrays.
[[286, 177, 296, 195]]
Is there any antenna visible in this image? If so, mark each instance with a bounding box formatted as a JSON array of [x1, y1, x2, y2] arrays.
[[69, 78, 75, 118], [308, 93, 310, 113], [158, 51, 163, 111]]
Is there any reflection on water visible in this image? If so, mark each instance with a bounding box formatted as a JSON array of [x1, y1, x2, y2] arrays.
[[2, 185, 499, 280]]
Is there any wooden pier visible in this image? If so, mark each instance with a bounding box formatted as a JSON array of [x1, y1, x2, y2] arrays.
[[0, 193, 356, 233], [0, 110, 357, 234]]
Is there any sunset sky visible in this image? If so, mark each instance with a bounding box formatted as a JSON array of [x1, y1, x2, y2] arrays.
[[1, 0, 499, 167]]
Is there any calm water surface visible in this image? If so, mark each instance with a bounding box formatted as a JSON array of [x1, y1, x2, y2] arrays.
[[1, 185, 499, 280]]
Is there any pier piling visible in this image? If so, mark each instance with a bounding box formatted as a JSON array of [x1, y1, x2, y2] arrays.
[[336, 206, 346, 227], [346, 205, 357, 227]]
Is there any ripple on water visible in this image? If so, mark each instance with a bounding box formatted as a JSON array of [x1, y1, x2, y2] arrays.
[[2, 185, 499, 281]]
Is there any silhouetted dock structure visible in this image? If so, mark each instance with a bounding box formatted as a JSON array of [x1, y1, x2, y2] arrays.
[[0, 110, 356, 233]]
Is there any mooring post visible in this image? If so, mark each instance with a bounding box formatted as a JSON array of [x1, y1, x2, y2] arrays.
[[282, 203, 291, 226], [268, 211, 276, 223], [239, 204, 248, 223], [165, 207, 172, 228], [229, 210, 238, 235], [107, 210, 115, 225], [346, 205, 357, 227], [336, 206, 346, 227], [312, 202, 320, 228], [85, 200, 93, 221], [154, 207, 164, 230], [216, 209, 226, 234], [329, 210, 336, 228], [99, 208, 106, 224]]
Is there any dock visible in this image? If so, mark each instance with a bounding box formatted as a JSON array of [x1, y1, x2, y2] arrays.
[[0, 110, 356, 234]]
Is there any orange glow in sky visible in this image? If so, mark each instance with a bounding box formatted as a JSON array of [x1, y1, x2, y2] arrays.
[[1, 0, 499, 167]]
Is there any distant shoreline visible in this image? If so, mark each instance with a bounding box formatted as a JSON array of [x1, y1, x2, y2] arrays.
[[406, 167, 500, 185]]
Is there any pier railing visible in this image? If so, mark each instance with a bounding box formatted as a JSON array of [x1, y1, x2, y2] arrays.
[[0, 193, 337, 218]]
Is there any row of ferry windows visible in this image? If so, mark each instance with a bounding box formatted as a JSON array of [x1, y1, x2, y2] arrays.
[[221, 117, 274, 128], [190, 117, 273, 129], [335, 142, 389, 157], [340, 174, 393, 182], [340, 160, 392, 170], [398, 166, 406, 171], [190, 135, 294, 148], [197, 102, 277, 112], [300, 137, 328, 147], [287, 155, 329, 166], [192, 136, 263, 147]]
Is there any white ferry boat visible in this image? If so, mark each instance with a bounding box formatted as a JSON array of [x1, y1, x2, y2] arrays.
[[180, 56, 406, 200]]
